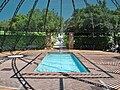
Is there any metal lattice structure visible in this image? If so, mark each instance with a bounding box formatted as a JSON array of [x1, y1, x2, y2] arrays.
[[0, 0, 10, 13], [0, 0, 120, 51], [0, 1, 120, 90]]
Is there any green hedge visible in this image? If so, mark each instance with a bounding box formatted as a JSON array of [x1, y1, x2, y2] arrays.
[[116, 37, 120, 44], [74, 36, 110, 50], [0, 35, 46, 51], [63, 35, 69, 48]]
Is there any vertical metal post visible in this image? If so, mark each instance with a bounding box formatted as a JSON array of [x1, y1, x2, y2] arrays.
[[69, 32, 74, 49], [46, 32, 51, 49]]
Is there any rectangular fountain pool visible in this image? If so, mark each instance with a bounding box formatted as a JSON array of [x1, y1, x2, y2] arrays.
[[35, 53, 88, 72]]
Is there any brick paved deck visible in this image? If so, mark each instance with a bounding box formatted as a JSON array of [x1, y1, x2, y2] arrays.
[[0, 50, 119, 90]]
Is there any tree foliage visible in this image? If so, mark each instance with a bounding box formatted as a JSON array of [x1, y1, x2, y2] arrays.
[[0, 8, 62, 32], [65, 1, 120, 36], [0, 4, 120, 35]]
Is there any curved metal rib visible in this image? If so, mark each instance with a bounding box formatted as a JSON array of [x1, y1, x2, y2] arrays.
[[0, 0, 25, 52], [83, 0, 95, 30], [96, 0, 111, 24], [111, 0, 119, 8], [0, 0, 10, 13], [11, 58, 34, 90], [111, 0, 120, 9], [59, 0, 63, 32], [26, 0, 39, 30], [115, 0, 120, 7], [9, 0, 26, 30], [24, 0, 39, 49], [72, 0, 76, 12], [43, 0, 50, 32]]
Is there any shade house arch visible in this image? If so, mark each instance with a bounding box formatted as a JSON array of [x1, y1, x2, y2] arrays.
[[0, 0, 120, 51]]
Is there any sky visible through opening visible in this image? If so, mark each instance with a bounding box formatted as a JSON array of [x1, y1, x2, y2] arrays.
[[0, 0, 119, 22]]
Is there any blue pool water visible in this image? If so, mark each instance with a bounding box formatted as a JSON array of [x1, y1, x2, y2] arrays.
[[35, 53, 88, 72]]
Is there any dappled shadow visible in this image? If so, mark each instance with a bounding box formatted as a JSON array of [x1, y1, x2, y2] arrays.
[[112, 56, 120, 60], [10, 53, 42, 89], [77, 53, 113, 78], [59, 78, 64, 90], [11, 53, 42, 77], [95, 69, 120, 75], [18, 58, 30, 63], [59, 72, 112, 90], [11, 58, 34, 90], [0, 57, 9, 64], [33, 62, 39, 66]]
